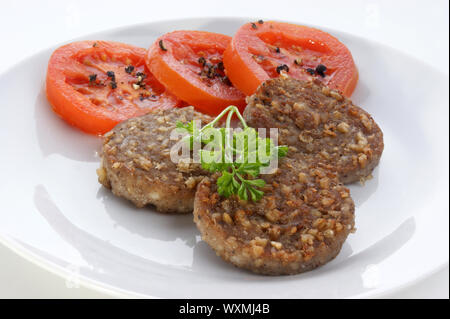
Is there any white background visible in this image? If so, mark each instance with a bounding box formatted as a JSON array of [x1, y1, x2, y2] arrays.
[[0, 0, 448, 298]]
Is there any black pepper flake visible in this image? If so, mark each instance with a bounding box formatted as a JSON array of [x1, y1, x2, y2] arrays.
[[106, 71, 117, 89], [258, 19, 264, 24], [125, 65, 134, 74], [222, 76, 232, 86], [275, 47, 280, 53], [198, 59, 228, 83], [136, 72, 146, 79], [294, 58, 302, 65], [276, 64, 289, 74], [106, 71, 115, 79], [133, 71, 147, 89], [88, 74, 97, 83], [315, 64, 327, 77], [159, 40, 167, 51], [206, 64, 215, 79], [306, 68, 315, 75], [198, 57, 206, 66], [251, 22, 257, 29], [92, 42, 98, 48]]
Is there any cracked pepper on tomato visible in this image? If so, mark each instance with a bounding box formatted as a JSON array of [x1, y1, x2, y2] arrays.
[[223, 20, 358, 97], [146, 31, 246, 116], [46, 40, 183, 134]]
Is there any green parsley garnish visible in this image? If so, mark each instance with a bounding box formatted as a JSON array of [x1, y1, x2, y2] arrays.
[[176, 105, 288, 201]]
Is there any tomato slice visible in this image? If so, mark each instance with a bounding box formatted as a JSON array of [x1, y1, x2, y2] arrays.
[[146, 31, 246, 115], [223, 21, 358, 97], [46, 40, 182, 134]]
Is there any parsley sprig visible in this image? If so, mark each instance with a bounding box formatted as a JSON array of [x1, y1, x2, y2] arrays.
[[176, 105, 288, 201]]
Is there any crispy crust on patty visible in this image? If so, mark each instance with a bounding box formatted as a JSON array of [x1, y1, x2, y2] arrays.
[[97, 106, 212, 214], [244, 77, 384, 184], [193, 158, 355, 275]]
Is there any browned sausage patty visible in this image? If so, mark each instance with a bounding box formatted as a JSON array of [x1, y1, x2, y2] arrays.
[[97, 107, 213, 214], [194, 157, 355, 275], [244, 77, 384, 184]]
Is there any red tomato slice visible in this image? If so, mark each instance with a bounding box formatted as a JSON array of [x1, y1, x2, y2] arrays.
[[146, 31, 246, 115], [46, 40, 182, 135], [223, 21, 358, 97]]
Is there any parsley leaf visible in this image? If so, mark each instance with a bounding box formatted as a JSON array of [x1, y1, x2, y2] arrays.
[[178, 106, 288, 201]]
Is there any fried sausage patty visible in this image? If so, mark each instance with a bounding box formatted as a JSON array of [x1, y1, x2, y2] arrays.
[[244, 77, 384, 183], [194, 157, 355, 275], [97, 107, 212, 213]]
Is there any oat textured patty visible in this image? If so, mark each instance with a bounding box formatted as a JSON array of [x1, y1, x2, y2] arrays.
[[194, 158, 355, 275], [97, 106, 212, 213], [244, 77, 384, 183]]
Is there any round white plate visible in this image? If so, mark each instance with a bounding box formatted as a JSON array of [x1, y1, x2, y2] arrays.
[[0, 17, 448, 298]]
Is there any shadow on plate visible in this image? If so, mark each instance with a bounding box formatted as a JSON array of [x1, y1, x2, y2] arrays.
[[32, 173, 416, 297], [347, 166, 380, 208], [96, 186, 198, 246], [351, 79, 371, 105], [32, 185, 211, 291]]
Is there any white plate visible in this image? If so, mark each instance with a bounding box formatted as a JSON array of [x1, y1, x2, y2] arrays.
[[0, 17, 448, 299]]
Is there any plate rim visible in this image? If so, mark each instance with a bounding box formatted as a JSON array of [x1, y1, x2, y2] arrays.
[[1, 16, 448, 79]]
